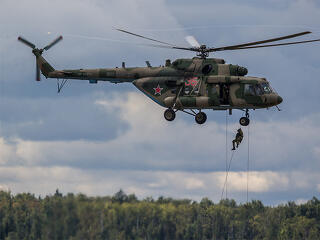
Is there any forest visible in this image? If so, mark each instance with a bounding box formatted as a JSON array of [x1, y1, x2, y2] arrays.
[[0, 190, 319, 240]]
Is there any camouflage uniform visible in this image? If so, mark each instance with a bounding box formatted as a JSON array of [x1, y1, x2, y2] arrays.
[[232, 128, 243, 150]]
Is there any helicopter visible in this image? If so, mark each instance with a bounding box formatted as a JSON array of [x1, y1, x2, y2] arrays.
[[18, 30, 320, 125]]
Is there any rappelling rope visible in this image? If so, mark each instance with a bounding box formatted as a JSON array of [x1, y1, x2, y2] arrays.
[[221, 149, 236, 200], [247, 123, 250, 203], [225, 110, 228, 199], [221, 113, 251, 202], [0, 37, 4, 136]]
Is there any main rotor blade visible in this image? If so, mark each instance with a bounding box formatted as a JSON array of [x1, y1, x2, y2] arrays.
[[209, 31, 312, 52], [43, 35, 63, 51], [185, 35, 201, 47], [18, 36, 36, 49], [115, 28, 199, 52], [36, 62, 40, 81], [115, 28, 177, 46], [221, 38, 320, 50]]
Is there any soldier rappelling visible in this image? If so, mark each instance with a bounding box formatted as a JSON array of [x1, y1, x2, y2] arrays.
[[232, 128, 243, 150]]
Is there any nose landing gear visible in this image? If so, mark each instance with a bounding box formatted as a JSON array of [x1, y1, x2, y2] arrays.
[[239, 109, 250, 126]]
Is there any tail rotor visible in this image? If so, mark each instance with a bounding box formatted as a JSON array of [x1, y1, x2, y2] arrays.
[[18, 35, 63, 81]]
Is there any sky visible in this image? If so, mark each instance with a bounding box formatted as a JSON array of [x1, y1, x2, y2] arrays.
[[0, 0, 320, 205]]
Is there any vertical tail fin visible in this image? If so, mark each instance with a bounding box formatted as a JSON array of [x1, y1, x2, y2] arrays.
[[35, 54, 55, 78]]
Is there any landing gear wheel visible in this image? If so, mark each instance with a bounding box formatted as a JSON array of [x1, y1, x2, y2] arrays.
[[239, 117, 250, 126], [164, 108, 176, 121], [195, 112, 207, 124]]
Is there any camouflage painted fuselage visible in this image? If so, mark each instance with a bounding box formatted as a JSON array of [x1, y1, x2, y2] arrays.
[[36, 51, 282, 110]]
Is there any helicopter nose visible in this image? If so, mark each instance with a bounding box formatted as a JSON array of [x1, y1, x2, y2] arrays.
[[277, 96, 283, 104]]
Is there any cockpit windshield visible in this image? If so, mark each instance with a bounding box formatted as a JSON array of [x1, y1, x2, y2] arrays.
[[244, 83, 273, 96]]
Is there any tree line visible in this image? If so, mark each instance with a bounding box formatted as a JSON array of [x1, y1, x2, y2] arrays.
[[0, 190, 319, 239]]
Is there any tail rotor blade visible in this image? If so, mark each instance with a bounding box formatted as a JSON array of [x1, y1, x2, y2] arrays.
[[18, 36, 36, 49], [43, 35, 63, 51], [36, 62, 40, 81]]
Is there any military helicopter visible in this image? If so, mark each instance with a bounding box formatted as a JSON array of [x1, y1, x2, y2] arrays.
[[18, 30, 320, 125]]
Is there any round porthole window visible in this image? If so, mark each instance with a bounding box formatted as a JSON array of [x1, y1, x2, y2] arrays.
[[202, 64, 213, 74]]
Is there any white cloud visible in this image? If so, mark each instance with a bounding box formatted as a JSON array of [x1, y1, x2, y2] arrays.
[[96, 91, 320, 172], [15, 140, 43, 165], [0, 165, 318, 203], [219, 171, 289, 192], [185, 178, 205, 190], [295, 198, 309, 205], [0, 138, 16, 164], [0, 91, 319, 174]]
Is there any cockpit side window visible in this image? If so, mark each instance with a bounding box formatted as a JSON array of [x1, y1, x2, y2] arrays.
[[244, 84, 256, 96], [254, 85, 263, 95]]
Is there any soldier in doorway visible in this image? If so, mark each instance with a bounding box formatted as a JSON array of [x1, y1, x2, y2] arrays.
[[232, 128, 243, 150], [220, 84, 230, 104]]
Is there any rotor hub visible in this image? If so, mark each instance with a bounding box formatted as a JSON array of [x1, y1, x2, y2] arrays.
[[32, 48, 43, 56], [197, 45, 209, 58]]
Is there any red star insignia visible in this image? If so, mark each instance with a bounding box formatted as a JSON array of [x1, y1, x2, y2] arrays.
[[153, 84, 163, 95]]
